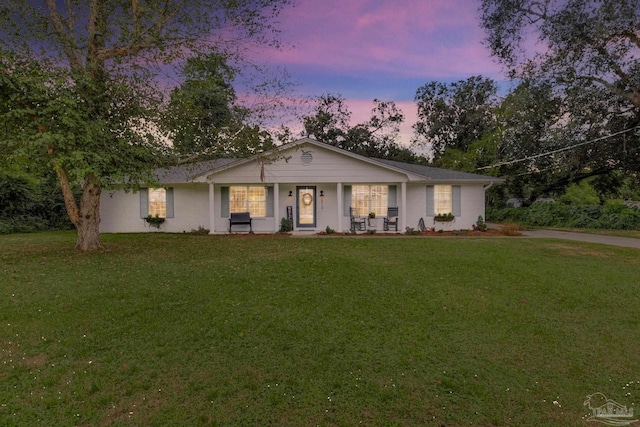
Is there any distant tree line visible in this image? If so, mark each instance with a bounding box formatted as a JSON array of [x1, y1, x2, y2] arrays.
[[0, 171, 75, 234]]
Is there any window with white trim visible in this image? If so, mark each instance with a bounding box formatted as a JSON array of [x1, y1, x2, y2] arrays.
[[148, 188, 167, 218], [352, 185, 388, 216], [230, 186, 266, 217], [434, 185, 452, 214]]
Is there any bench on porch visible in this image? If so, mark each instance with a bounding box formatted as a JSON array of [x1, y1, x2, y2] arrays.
[[229, 212, 252, 233]]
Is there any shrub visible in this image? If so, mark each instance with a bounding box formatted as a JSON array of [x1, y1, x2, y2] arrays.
[[0, 172, 75, 234], [474, 215, 487, 231], [279, 217, 293, 232], [190, 226, 210, 235], [489, 201, 640, 230], [500, 222, 522, 236], [603, 199, 628, 215], [0, 220, 12, 235], [559, 180, 600, 205], [404, 227, 420, 235]]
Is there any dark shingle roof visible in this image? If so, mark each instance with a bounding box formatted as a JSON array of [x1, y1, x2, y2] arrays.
[[153, 158, 237, 183], [372, 159, 502, 182], [150, 140, 503, 184]]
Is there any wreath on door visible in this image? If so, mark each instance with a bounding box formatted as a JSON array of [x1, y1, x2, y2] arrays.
[[302, 193, 313, 206]]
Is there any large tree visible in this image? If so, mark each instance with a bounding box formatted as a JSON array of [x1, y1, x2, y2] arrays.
[[0, 0, 291, 250], [480, 0, 640, 174], [162, 53, 278, 160], [412, 76, 499, 162], [302, 93, 422, 163]]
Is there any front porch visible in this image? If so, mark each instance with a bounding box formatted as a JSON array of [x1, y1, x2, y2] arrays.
[[206, 182, 407, 234]]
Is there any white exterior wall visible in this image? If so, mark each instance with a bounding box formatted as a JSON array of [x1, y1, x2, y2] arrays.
[[100, 190, 139, 233], [402, 183, 486, 231], [100, 142, 493, 234], [102, 182, 487, 234], [171, 185, 210, 232], [100, 184, 209, 233]]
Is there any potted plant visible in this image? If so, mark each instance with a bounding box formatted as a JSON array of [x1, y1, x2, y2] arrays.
[[144, 214, 165, 229], [367, 212, 376, 228]]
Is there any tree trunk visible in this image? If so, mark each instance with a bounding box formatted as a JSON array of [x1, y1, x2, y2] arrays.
[[75, 173, 102, 251], [52, 161, 103, 251]]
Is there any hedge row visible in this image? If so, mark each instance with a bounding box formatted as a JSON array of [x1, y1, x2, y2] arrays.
[[487, 201, 640, 230]]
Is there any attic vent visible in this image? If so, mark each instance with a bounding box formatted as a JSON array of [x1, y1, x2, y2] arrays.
[[300, 152, 313, 166]]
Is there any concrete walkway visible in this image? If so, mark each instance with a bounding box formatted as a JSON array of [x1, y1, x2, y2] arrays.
[[521, 229, 640, 249]]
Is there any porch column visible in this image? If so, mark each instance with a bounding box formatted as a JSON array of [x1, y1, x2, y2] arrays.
[[337, 182, 343, 232], [401, 182, 407, 231], [273, 183, 280, 233], [208, 182, 215, 234]]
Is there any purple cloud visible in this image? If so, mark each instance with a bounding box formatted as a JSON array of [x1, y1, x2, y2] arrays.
[[253, 0, 503, 80], [241, 0, 508, 146]]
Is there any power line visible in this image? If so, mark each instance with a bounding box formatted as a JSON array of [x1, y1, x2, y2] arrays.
[[477, 126, 640, 170]]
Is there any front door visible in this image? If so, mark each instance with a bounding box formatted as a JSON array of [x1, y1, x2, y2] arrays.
[[296, 186, 316, 228]]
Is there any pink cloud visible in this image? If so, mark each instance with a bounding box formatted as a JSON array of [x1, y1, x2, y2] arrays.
[[250, 0, 502, 79]]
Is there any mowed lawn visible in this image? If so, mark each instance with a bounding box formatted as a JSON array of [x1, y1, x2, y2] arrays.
[[1, 232, 640, 426]]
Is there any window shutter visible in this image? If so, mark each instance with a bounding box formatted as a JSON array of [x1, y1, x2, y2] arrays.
[[343, 185, 352, 216], [452, 185, 461, 216], [426, 186, 434, 216], [140, 189, 149, 218], [165, 188, 174, 218], [266, 187, 274, 217], [388, 185, 397, 207], [221, 186, 229, 217]]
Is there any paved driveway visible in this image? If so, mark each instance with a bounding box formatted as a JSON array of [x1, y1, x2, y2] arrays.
[[522, 229, 640, 249]]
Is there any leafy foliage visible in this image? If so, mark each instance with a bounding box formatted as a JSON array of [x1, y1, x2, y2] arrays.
[[0, 172, 74, 234], [558, 180, 601, 206], [0, 0, 292, 249], [488, 201, 640, 230], [163, 54, 279, 160], [279, 217, 293, 232], [412, 75, 499, 162], [303, 93, 425, 162], [480, 0, 640, 176]]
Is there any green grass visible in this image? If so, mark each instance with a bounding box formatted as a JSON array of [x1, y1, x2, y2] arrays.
[[2, 232, 640, 426], [530, 226, 640, 239]]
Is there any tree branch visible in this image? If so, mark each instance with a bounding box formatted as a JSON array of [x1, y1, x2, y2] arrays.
[[592, 44, 640, 108], [45, 0, 83, 73], [93, 0, 185, 62], [132, 0, 141, 39], [620, 29, 640, 49]]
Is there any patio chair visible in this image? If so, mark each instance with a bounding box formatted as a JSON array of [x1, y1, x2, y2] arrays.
[[383, 206, 399, 231], [350, 207, 366, 231]]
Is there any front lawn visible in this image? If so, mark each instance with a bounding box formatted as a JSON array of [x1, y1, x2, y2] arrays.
[[1, 232, 639, 426]]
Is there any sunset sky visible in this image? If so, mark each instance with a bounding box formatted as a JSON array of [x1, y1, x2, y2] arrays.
[[250, 0, 509, 144]]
